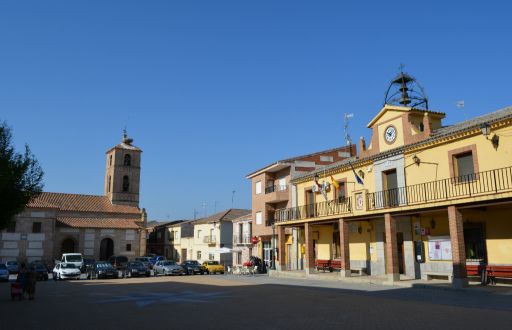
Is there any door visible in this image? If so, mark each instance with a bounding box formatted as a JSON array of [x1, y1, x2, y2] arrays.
[[464, 224, 486, 262], [287, 244, 292, 270], [383, 169, 399, 207], [397, 233, 405, 274], [100, 238, 114, 261], [306, 190, 315, 218], [181, 249, 187, 263]]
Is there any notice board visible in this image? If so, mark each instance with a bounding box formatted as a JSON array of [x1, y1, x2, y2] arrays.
[[428, 236, 452, 261]]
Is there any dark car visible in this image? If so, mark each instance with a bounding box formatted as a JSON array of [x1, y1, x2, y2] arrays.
[[29, 262, 49, 281], [134, 257, 152, 269], [6, 261, 19, 274], [87, 262, 118, 279], [125, 261, 151, 277], [81, 258, 96, 273], [180, 260, 207, 275], [108, 256, 129, 272]]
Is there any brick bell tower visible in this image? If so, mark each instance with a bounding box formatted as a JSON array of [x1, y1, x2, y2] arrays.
[[104, 129, 142, 207]]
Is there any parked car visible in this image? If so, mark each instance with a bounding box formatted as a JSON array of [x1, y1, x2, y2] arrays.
[[29, 262, 49, 281], [87, 262, 118, 279], [53, 262, 81, 280], [202, 261, 225, 274], [153, 260, 184, 276], [149, 256, 165, 267], [81, 258, 96, 273], [125, 261, 151, 277], [0, 264, 9, 281], [134, 257, 152, 269], [108, 255, 129, 273], [60, 253, 83, 270], [180, 260, 207, 275], [5, 260, 19, 274]]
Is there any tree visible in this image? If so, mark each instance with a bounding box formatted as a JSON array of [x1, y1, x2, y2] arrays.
[[0, 121, 44, 230]]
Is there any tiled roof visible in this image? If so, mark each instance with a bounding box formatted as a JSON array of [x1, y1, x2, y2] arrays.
[[232, 213, 252, 223], [56, 217, 142, 229], [28, 192, 141, 214], [193, 209, 251, 224]]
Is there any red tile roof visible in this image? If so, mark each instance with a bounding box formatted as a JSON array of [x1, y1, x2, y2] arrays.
[[28, 192, 141, 214], [57, 217, 142, 229]]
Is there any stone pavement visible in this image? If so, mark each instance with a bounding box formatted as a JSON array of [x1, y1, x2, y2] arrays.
[[1, 274, 512, 329]]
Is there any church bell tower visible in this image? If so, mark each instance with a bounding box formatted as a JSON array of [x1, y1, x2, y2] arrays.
[[104, 130, 142, 207]]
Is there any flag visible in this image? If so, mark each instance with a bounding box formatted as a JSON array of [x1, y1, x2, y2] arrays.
[[349, 162, 364, 185], [330, 176, 340, 189]]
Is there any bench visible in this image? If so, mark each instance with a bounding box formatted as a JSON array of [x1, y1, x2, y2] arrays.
[[315, 259, 332, 272], [424, 272, 453, 282], [486, 265, 512, 285]]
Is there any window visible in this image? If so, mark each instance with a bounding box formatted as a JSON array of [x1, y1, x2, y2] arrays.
[[197, 230, 202, 238], [109, 155, 112, 166], [197, 251, 202, 260], [454, 152, 475, 178], [208, 253, 215, 261], [175, 231, 179, 239], [7, 221, 16, 233], [236, 252, 242, 264], [32, 222, 41, 233], [255, 212, 262, 225], [122, 175, 130, 192], [126, 244, 132, 251], [278, 178, 286, 191], [255, 181, 262, 194], [124, 154, 131, 166], [108, 175, 111, 193]]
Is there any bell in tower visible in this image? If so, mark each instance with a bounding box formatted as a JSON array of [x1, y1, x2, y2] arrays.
[[104, 129, 142, 207], [384, 66, 428, 109]]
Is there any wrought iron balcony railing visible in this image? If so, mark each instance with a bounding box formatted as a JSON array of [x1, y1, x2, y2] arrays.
[[367, 166, 512, 210], [265, 184, 288, 194], [274, 197, 352, 222]]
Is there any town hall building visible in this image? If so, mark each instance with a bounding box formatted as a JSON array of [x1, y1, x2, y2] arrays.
[[0, 131, 147, 264]]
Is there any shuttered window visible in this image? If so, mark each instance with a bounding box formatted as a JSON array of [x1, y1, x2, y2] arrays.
[[455, 152, 474, 178]]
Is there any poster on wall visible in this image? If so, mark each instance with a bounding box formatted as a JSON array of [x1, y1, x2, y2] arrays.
[[428, 236, 452, 261]]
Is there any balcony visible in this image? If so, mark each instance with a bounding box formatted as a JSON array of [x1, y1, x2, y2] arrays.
[[367, 166, 512, 210], [203, 236, 216, 244], [233, 234, 253, 245], [264, 184, 289, 203], [274, 166, 512, 223]]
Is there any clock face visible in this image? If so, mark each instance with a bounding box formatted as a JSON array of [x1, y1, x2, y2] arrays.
[[384, 125, 397, 143], [356, 194, 363, 209]]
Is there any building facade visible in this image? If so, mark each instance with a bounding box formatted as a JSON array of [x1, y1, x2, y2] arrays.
[[0, 132, 146, 264], [273, 73, 512, 287], [246, 143, 356, 268], [232, 213, 254, 266]]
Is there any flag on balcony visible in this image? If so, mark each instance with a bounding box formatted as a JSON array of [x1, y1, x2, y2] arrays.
[[330, 176, 340, 189], [349, 162, 364, 186]]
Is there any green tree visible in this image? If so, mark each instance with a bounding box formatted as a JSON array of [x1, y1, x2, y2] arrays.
[[0, 121, 44, 230]]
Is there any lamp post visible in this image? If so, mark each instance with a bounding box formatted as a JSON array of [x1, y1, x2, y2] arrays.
[[271, 223, 276, 270]]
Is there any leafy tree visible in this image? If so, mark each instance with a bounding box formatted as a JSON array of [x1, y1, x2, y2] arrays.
[[0, 121, 44, 230]]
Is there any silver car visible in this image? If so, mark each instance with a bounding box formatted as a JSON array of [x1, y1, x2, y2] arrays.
[[153, 260, 184, 276]]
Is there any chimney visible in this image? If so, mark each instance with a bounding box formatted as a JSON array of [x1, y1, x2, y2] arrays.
[[422, 112, 432, 137], [358, 137, 366, 157]]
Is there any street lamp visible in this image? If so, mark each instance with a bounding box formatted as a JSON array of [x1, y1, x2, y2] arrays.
[[271, 223, 276, 270]]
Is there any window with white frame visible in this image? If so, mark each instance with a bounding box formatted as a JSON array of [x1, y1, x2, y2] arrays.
[[197, 251, 202, 260], [255, 181, 262, 194], [278, 178, 286, 191], [256, 212, 262, 225], [209, 253, 215, 261], [197, 229, 202, 238]]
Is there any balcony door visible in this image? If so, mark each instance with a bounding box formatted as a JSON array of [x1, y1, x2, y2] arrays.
[[383, 169, 399, 207], [306, 190, 315, 217]]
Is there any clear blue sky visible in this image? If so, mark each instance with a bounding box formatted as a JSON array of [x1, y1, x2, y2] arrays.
[[1, 1, 511, 220]]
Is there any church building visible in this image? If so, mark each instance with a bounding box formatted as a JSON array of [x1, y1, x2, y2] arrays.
[[0, 131, 147, 264]]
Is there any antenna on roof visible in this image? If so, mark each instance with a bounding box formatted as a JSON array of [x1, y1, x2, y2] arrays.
[[193, 208, 199, 220], [457, 100, 466, 120], [231, 190, 236, 208], [344, 113, 354, 146], [202, 202, 207, 218]]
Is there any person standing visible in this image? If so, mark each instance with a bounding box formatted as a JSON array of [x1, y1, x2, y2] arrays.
[[25, 265, 37, 300]]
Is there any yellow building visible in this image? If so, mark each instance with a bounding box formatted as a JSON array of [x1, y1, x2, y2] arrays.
[[274, 72, 512, 287]]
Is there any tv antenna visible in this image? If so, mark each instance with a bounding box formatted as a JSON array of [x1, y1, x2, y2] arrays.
[[214, 201, 219, 214], [193, 208, 200, 220], [231, 190, 236, 208], [456, 100, 466, 120], [201, 202, 207, 218], [344, 113, 354, 146]]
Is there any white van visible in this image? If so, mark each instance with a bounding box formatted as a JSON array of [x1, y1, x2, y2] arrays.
[[61, 253, 83, 270]]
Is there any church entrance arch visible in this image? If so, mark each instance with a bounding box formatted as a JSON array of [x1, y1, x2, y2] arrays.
[[61, 238, 76, 254], [100, 238, 114, 261]]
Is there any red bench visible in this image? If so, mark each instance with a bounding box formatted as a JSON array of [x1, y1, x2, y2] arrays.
[[315, 259, 332, 272], [486, 265, 512, 285]]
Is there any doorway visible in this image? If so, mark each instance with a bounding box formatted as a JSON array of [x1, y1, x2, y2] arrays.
[[464, 223, 487, 262], [61, 238, 76, 254], [181, 249, 187, 262], [306, 190, 315, 217], [383, 169, 399, 207], [397, 232, 405, 274], [100, 238, 114, 261]]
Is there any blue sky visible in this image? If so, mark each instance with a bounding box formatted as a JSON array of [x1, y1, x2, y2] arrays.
[[1, 1, 511, 220]]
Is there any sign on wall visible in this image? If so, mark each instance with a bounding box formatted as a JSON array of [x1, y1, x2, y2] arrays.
[[428, 236, 452, 261]]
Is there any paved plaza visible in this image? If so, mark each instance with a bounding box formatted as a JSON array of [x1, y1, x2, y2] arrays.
[[1, 275, 512, 329]]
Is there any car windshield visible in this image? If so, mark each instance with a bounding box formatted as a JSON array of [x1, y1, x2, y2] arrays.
[[0, 264, 7, 269], [61, 263, 77, 269], [96, 263, 112, 268], [66, 255, 82, 262], [6, 261, 17, 266], [207, 261, 219, 265], [130, 262, 144, 267], [162, 261, 176, 266], [187, 261, 199, 265]]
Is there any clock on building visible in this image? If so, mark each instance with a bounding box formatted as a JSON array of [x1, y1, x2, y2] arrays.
[[384, 125, 397, 144], [356, 193, 364, 210]]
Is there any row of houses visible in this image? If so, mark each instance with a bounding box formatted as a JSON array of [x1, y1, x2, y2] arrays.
[[245, 72, 512, 287]]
